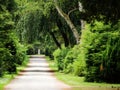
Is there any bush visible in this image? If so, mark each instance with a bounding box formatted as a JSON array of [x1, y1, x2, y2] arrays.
[[0, 48, 8, 76], [27, 45, 35, 55], [0, 32, 27, 76], [73, 49, 86, 76], [53, 46, 70, 71], [63, 45, 81, 74], [0, 0, 28, 76], [82, 21, 120, 83], [53, 44, 86, 76], [0, 47, 17, 74]]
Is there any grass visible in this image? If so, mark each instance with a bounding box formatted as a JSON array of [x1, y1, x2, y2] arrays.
[[46, 57, 120, 90], [55, 72, 120, 87], [0, 74, 14, 90], [0, 55, 29, 90]]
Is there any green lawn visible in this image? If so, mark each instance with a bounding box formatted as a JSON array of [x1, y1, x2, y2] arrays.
[[55, 72, 120, 88], [46, 57, 120, 90]]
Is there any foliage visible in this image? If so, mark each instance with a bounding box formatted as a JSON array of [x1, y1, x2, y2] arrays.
[[15, 0, 58, 56], [81, 21, 120, 83], [0, 0, 17, 76], [53, 21, 120, 84], [53, 44, 86, 76], [73, 47, 86, 76], [47, 57, 120, 87], [79, 0, 120, 23], [0, 31, 27, 76], [27, 44, 36, 55], [53, 46, 70, 70], [61, 44, 86, 76], [0, 0, 27, 77], [63, 45, 80, 74], [15, 0, 81, 55], [1, 0, 120, 85], [16, 10, 44, 43]]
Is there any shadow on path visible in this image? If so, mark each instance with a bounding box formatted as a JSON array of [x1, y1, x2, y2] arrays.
[[21, 69, 57, 73]]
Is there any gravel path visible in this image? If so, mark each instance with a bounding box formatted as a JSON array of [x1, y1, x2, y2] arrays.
[[4, 55, 71, 90]]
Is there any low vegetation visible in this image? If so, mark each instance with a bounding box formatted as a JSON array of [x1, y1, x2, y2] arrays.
[[0, 56, 29, 90], [47, 57, 120, 89], [52, 21, 120, 83]]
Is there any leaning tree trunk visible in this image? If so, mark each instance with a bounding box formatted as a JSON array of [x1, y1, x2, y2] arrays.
[[54, 0, 80, 44], [56, 19, 70, 47], [49, 31, 61, 49], [78, 1, 86, 31]]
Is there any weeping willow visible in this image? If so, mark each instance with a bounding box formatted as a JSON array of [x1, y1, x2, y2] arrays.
[[16, 10, 44, 43]]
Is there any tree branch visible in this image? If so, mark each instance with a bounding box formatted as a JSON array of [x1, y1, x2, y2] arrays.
[[49, 31, 61, 49], [68, 8, 78, 16], [54, 0, 66, 17], [54, 0, 80, 44]]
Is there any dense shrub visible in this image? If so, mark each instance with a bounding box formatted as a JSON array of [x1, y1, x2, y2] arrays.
[[53, 44, 86, 76], [0, 48, 9, 76], [0, 32, 27, 76], [0, 46, 17, 74], [27, 45, 35, 55], [53, 46, 70, 71], [15, 44, 27, 65], [82, 21, 120, 83], [63, 45, 81, 74], [63, 49, 75, 73], [53, 21, 120, 83], [63, 40, 86, 76], [73, 47, 86, 76], [0, 0, 27, 76]]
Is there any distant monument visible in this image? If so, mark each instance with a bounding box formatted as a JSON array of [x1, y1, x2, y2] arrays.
[[38, 49, 40, 55]]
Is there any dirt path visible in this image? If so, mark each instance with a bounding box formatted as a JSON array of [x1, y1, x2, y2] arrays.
[[4, 55, 71, 90]]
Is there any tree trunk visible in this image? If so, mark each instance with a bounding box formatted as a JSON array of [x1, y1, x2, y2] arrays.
[[54, 0, 80, 44], [79, 1, 86, 31], [59, 29, 69, 47], [78, 1, 86, 44], [56, 19, 69, 47], [49, 31, 61, 49]]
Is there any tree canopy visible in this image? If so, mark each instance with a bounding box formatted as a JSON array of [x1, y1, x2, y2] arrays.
[[79, 0, 120, 23], [1, 0, 120, 83]]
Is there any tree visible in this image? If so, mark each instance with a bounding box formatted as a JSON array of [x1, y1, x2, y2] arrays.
[[0, 0, 17, 76], [44, 2, 77, 47], [54, 0, 80, 44], [15, 0, 58, 55], [0, 0, 27, 76], [79, 0, 120, 23], [80, 21, 120, 83]]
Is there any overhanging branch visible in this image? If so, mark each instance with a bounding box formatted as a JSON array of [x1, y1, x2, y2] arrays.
[[68, 8, 78, 16], [53, 0, 80, 44]]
